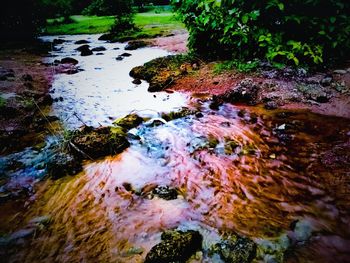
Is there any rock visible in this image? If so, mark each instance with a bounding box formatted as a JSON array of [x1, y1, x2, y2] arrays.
[[145, 230, 202, 263], [125, 40, 148, 50], [132, 78, 142, 85], [113, 114, 143, 130], [116, 56, 124, 61], [210, 79, 260, 108], [96, 53, 104, 56], [265, 101, 278, 110], [75, 40, 90, 44], [9, 228, 36, 241], [91, 46, 106, 52], [121, 52, 132, 57], [76, 44, 90, 52], [161, 108, 196, 121], [195, 112, 204, 118], [21, 74, 33, 82], [81, 49, 93, 56], [52, 39, 66, 45], [46, 153, 83, 179], [316, 93, 330, 103], [211, 234, 257, 263], [37, 94, 53, 106], [320, 76, 332, 87], [152, 186, 179, 200], [71, 126, 130, 159], [61, 57, 79, 65], [76, 44, 93, 56], [333, 69, 347, 75]]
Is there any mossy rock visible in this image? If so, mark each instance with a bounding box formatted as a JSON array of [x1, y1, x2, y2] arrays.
[[161, 108, 196, 121], [70, 126, 129, 159], [210, 234, 257, 263], [129, 55, 199, 92], [145, 230, 202, 263], [113, 114, 144, 130]]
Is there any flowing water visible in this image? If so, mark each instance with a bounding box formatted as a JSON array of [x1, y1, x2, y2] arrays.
[[1, 35, 350, 263]]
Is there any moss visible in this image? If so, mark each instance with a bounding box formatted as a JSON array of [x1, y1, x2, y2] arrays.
[[130, 55, 199, 92], [113, 114, 144, 130]]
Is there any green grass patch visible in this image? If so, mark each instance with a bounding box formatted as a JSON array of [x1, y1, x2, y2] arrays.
[[45, 11, 184, 36], [214, 59, 260, 74]]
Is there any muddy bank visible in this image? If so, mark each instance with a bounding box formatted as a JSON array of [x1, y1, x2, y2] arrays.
[[130, 56, 350, 118], [0, 42, 57, 155]]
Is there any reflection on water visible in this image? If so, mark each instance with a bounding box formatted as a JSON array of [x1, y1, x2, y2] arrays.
[[1, 35, 350, 262]]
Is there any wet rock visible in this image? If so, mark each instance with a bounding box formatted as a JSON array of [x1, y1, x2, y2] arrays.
[[21, 74, 33, 82], [333, 69, 347, 75], [116, 56, 124, 61], [132, 78, 142, 85], [145, 230, 202, 263], [96, 53, 104, 56], [161, 108, 196, 121], [195, 112, 204, 118], [61, 57, 79, 65], [125, 40, 148, 50], [91, 46, 106, 52], [211, 234, 257, 263], [28, 216, 51, 227], [9, 228, 36, 241], [152, 186, 179, 200], [113, 114, 143, 130], [46, 153, 83, 179], [121, 52, 132, 57], [76, 45, 93, 56], [52, 38, 66, 45], [71, 126, 129, 159], [75, 39, 90, 44], [265, 101, 278, 110], [76, 44, 90, 52]]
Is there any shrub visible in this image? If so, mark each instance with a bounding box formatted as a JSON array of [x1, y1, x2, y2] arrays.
[[172, 0, 350, 67]]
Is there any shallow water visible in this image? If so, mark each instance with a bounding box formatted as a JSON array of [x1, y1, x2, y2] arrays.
[[1, 35, 350, 263]]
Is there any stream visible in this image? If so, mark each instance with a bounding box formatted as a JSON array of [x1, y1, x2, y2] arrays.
[[1, 35, 350, 263]]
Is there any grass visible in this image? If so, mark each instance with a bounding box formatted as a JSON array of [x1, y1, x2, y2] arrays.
[[213, 59, 260, 74], [45, 11, 184, 37]]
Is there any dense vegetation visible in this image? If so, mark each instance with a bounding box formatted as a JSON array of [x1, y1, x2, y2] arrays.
[[173, 0, 350, 67]]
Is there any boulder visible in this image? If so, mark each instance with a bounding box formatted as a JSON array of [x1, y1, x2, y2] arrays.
[[98, 33, 113, 41], [61, 57, 79, 65], [132, 79, 142, 85], [145, 230, 202, 263], [76, 44, 90, 52], [71, 126, 129, 159], [211, 234, 257, 263]]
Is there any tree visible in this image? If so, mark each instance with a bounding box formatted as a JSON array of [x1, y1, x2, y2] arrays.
[[173, 0, 350, 67]]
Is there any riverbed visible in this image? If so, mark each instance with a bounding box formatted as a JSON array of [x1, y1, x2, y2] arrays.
[[1, 34, 350, 263]]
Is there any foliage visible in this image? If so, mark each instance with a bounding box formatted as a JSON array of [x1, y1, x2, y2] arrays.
[[172, 0, 350, 67], [214, 59, 260, 73], [0, 0, 45, 40], [83, 0, 133, 16]]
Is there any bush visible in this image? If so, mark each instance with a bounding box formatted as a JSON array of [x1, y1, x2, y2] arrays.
[[83, 0, 132, 16], [172, 0, 350, 67]]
